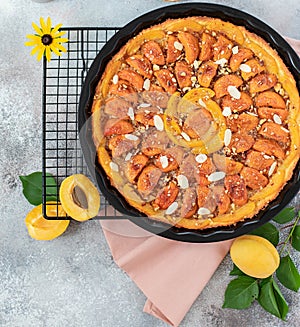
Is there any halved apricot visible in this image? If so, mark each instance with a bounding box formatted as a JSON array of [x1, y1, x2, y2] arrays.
[[109, 79, 138, 101], [175, 61, 193, 89], [240, 58, 265, 81], [137, 164, 162, 196], [213, 74, 243, 98], [213, 154, 244, 175], [25, 202, 69, 241], [249, 73, 277, 94], [104, 119, 133, 136], [104, 97, 131, 119], [118, 69, 144, 91], [252, 138, 285, 159], [229, 133, 255, 153], [230, 235, 280, 278], [153, 181, 179, 210], [240, 166, 269, 190], [125, 154, 149, 184], [59, 174, 100, 221], [257, 107, 288, 122], [255, 91, 286, 109], [221, 92, 252, 113], [226, 113, 259, 133], [211, 185, 231, 214], [178, 31, 200, 64], [166, 35, 182, 63], [229, 48, 253, 72], [183, 109, 212, 139], [181, 189, 198, 218], [126, 55, 152, 79], [154, 69, 178, 94], [224, 174, 248, 206], [245, 150, 275, 171], [212, 34, 233, 61], [199, 32, 215, 61], [142, 40, 165, 65], [259, 122, 290, 143], [197, 61, 218, 88], [197, 185, 215, 211], [198, 156, 215, 176], [108, 135, 139, 157], [141, 131, 169, 156]]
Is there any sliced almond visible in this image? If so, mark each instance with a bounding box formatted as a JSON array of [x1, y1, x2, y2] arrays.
[[177, 174, 189, 189], [268, 161, 277, 176], [208, 171, 226, 182], [154, 115, 164, 131], [273, 114, 282, 125], [227, 85, 241, 99], [239, 64, 251, 73], [174, 41, 183, 51], [181, 131, 191, 141], [124, 153, 133, 161], [222, 106, 232, 117], [165, 201, 178, 215], [224, 129, 232, 146], [159, 155, 169, 169], [127, 107, 135, 120], [112, 74, 119, 85], [232, 46, 239, 55], [143, 78, 151, 91], [125, 134, 139, 141], [195, 153, 207, 164], [198, 98, 207, 108], [197, 207, 211, 215], [109, 162, 119, 172], [215, 58, 228, 66]]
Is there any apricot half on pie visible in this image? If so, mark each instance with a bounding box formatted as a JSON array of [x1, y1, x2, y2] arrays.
[[90, 17, 299, 230]]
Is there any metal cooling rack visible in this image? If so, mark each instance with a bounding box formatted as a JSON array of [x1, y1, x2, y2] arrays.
[[42, 27, 126, 219]]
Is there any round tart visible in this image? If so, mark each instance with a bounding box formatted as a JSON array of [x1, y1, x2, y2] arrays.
[[91, 17, 300, 230]]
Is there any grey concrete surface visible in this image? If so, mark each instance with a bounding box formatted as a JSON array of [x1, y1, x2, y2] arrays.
[[0, 0, 300, 326]]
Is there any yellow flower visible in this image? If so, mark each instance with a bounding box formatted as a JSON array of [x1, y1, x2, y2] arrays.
[[25, 17, 68, 62]]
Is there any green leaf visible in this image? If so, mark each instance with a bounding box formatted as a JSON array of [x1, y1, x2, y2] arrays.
[[249, 222, 279, 246], [291, 225, 300, 251], [276, 255, 300, 292], [223, 276, 259, 309], [230, 264, 246, 276], [273, 207, 295, 224], [258, 277, 288, 320], [19, 172, 57, 205]]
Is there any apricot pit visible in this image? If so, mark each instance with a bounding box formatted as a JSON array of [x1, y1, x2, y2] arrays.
[[59, 174, 100, 221]]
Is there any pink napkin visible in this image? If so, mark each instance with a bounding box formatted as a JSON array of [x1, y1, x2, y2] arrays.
[[100, 38, 300, 327]]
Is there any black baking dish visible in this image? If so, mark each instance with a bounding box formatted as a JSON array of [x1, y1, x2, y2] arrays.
[[78, 3, 300, 243]]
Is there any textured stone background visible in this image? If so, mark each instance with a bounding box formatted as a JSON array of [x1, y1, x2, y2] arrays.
[[0, 0, 299, 326]]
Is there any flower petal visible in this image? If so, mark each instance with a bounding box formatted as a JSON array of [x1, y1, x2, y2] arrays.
[[31, 44, 42, 55], [40, 17, 47, 34], [32, 22, 43, 36], [51, 23, 63, 34], [52, 31, 66, 38], [37, 46, 45, 61], [25, 40, 38, 47], [46, 17, 52, 34], [26, 34, 41, 42], [52, 40, 67, 52], [55, 37, 69, 44], [50, 44, 61, 56], [45, 46, 51, 62]]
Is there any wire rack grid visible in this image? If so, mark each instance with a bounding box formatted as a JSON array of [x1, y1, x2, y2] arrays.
[[42, 27, 126, 219]]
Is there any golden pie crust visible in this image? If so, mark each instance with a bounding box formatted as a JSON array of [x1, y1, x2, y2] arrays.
[[91, 17, 300, 230]]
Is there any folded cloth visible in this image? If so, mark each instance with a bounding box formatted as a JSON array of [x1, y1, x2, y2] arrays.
[[100, 38, 299, 327]]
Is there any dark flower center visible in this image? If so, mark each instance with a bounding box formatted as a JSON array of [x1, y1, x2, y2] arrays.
[[41, 34, 53, 46]]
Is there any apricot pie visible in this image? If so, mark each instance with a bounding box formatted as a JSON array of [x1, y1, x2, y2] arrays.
[[91, 17, 299, 230]]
